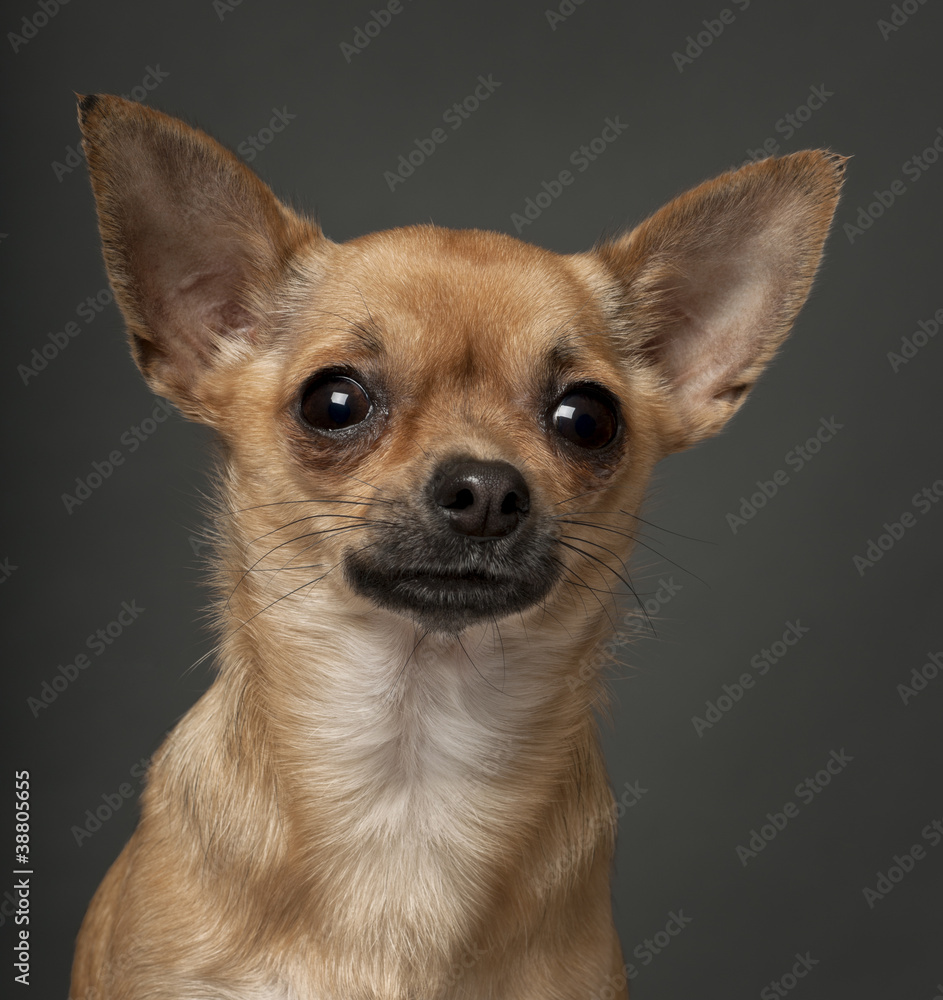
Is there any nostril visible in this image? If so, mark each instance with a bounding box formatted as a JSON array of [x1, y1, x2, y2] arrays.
[[444, 487, 475, 511], [430, 460, 531, 539], [500, 490, 525, 515]]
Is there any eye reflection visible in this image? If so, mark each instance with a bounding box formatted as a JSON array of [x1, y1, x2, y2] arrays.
[[301, 375, 371, 431], [552, 390, 618, 449]]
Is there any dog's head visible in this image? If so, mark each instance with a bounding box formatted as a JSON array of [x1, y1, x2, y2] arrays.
[[78, 95, 844, 637]]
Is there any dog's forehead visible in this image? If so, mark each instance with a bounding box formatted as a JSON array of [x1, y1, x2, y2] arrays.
[[295, 226, 614, 381]]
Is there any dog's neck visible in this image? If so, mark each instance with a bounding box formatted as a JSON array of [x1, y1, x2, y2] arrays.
[[157, 535, 616, 986], [224, 585, 607, 815]]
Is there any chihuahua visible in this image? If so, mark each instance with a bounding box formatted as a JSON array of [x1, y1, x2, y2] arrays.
[[71, 94, 844, 1000]]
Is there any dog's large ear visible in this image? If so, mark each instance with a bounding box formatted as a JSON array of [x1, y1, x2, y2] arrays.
[[591, 151, 846, 452], [77, 94, 321, 422]]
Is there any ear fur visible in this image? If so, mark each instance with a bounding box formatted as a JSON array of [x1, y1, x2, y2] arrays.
[[77, 93, 321, 421], [592, 151, 847, 452]]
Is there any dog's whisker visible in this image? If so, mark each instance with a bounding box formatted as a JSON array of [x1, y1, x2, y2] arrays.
[[489, 617, 507, 676], [553, 486, 609, 508], [558, 537, 629, 594], [557, 539, 655, 636], [550, 556, 617, 630], [241, 563, 327, 573], [621, 535, 708, 588], [243, 520, 374, 568], [212, 495, 395, 519], [553, 512, 708, 587], [228, 566, 341, 635], [180, 642, 224, 679], [554, 506, 711, 545], [308, 306, 380, 347], [456, 633, 505, 695], [386, 629, 429, 700], [351, 284, 379, 332], [227, 522, 375, 608], [618, 509, 713, 545], [244, 513, 380, 548], [554, 517, 643, 543], [257, 524, 375, 599], [334, 471, 391, 498]]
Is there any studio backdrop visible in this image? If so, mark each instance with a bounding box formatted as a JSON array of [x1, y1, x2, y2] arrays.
[[1, 1, 941, 997]]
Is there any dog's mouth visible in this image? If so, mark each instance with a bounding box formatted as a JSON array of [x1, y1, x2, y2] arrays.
[[342, 458, 562, 632], [344, 543, 559, 633]]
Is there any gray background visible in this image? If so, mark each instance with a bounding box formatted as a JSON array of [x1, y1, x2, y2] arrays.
[[2, 1, 941, 997]]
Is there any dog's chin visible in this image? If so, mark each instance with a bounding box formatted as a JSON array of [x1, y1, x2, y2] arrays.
[[344, 553, 558, 634]]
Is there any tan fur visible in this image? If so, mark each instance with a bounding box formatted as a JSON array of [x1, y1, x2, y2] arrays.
[[71, 94, 845, 1000]]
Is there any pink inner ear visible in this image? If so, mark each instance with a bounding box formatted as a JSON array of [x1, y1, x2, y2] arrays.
[[218, 300, 257, 339], [173, 267, 258, 340], [663, 268, 773, 410]]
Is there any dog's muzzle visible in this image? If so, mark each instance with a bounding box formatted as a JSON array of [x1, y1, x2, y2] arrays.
[[344, 458, 559, 632]]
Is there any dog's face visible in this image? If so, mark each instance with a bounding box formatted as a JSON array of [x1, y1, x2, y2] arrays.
[[78, 95, 844, 639], [237, 228, 667, 633]]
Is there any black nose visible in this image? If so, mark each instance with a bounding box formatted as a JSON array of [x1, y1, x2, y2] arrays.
[[431, 459, 531, 539]]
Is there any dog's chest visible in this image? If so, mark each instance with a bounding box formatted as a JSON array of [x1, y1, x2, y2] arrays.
[[278, 621, 565, 912], [291, 620, 554, 793]]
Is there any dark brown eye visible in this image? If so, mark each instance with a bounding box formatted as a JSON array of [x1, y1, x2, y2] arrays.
[[300, 375, 371, 432], [552, 389, 618, 449]]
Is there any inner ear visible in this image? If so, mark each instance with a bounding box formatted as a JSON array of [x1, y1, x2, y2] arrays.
[[716, 383, 749, 406], [591, 150, 846, 452], [78, 93, 324, 422]]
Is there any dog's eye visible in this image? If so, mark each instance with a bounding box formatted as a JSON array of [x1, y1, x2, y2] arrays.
[[552, 389, 618, 449], [300, 375, 371, 431]]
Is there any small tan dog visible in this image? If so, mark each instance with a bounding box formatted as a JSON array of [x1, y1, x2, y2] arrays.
[[72, 94, 844, 1000]]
